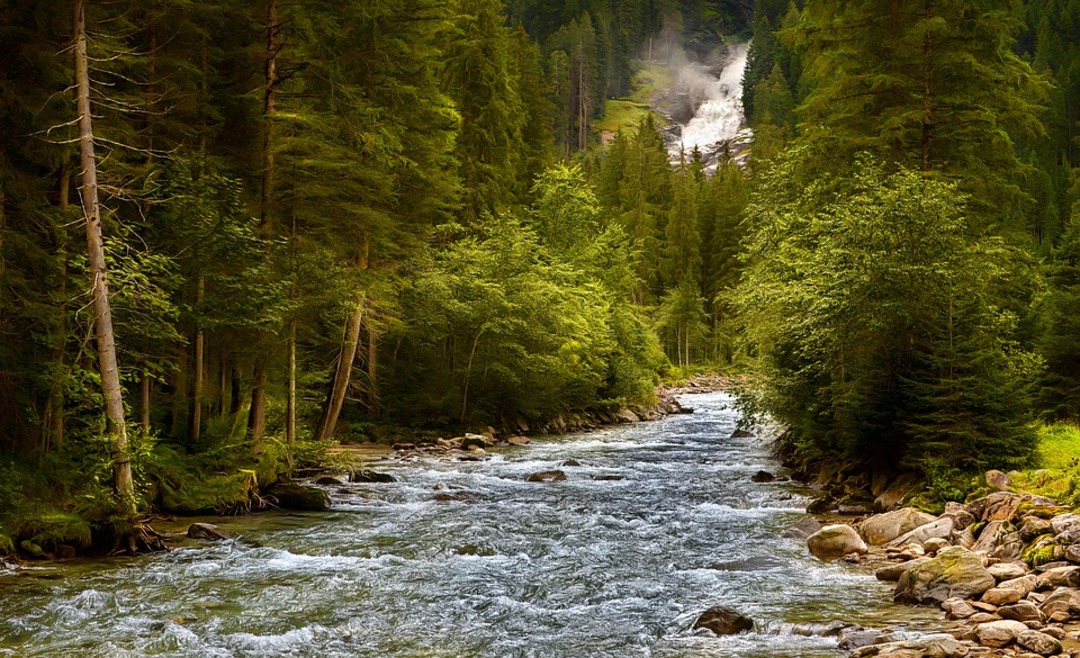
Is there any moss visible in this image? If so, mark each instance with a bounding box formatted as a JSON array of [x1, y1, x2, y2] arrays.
[[16, 509, 92, 550], [159, 470, 260, 515], [1022, 534, 1060, 567], [0, 533, 13, 556]]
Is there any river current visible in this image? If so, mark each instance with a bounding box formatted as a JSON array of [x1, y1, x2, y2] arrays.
[[0, 393, 941, 657]]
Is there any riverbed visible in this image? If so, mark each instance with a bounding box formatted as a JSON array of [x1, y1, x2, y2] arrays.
[[0, 393, 942, 657]]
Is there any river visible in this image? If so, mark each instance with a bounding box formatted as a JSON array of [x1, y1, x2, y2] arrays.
[[0, 392, 942, 657]]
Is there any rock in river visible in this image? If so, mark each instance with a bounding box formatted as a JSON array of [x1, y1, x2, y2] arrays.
[[692, 605, 754, 635], [350, 469, 396, 483], [187, 523, 231, 541], [265, 482, 331, 511], [526, 470, 566, 483], [807, 524, 868, 560], [859, 508, 938, 545]]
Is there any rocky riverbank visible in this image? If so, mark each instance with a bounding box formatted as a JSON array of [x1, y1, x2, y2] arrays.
[[792, 469, 1080, 657]]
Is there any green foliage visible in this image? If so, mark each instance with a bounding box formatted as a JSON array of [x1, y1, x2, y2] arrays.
[[1036, 423, 1080, 470], [737, 153, 1041, 475]]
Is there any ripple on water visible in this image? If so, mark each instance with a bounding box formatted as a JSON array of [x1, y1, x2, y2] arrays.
[[0, 392, 944, 657]]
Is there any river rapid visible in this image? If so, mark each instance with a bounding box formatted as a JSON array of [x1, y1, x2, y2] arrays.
[[0, 392, 942, 657]]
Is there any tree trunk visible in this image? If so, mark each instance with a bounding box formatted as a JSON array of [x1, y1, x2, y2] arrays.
[[189, 276, 205, 440], [366, 325, 379, 418], [314, 302, 363, 441], [286, 316, 296, 446], [140, 370, 151, 430], [229, 363, 242, 416], [74, 0, 134, 506], [247, 0, 279, 446]]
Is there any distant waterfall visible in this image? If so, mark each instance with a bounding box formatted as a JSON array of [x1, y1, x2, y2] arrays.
[[667, 43, 752, 170]]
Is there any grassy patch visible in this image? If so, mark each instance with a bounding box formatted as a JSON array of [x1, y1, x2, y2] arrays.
[[595, 100, 654, 135], [1037, 423, 1080, 469]]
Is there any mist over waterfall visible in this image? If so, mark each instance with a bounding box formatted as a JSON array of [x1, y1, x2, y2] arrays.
[[659, 43, 752, 171]]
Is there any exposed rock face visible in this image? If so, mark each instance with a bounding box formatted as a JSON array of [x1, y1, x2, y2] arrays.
[[265, 482, 331, 511], [807, 524, 868, 560], [692, 605, 754, 635], [859, 508, 938, 546], [894, 546, 996, 604], [187, 522, 231, 541], [526, 470, 566, 483], [873, 474, 923, 512]]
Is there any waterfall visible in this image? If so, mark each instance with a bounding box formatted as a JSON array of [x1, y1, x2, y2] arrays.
[[667, 43, 752, 169]]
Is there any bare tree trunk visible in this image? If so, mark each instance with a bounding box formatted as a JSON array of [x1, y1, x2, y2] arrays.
[[247, 0, 279, 446], [286, 316, 296, 446], [230, 363, 242, 416], [189, 276, 205, 440], [140, 370, 151, 430], [366, 324, 379, 419], [74, 0, 134, 506], [44, 167, 71, 453], [314, 302, 363, 441]]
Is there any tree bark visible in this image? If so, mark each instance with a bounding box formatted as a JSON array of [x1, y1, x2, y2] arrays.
[[314, 301, 363, 441], [74, 0, 134, 506], [366, 324, 379, 418], [286, 316, 296, 446], [140, 369, 151, 430], [189, 276, 205, 440], [247, 0, 279, 446]]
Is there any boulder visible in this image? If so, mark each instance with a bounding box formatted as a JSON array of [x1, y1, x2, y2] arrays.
[[614, 409, 640, 423], [943, 502, 976, 531], [941, 597, 977, 620], [526, 470, 566, 483], [54, 544, 77, 559], [350, 470, 396, 483], [972, 520, 1024, 561], [561, 459, 582, 467], [894, 546, 996, 604], [885, 517, 955, 549], [1036, 567, 1080, 589], [981, 586, 1024, 606], [859, 508, 938, 546], [506, 436, 530, 446], [1021, 517, 1056, 541], [459, 434, 491, 450], [807, 495, 838, 514], [975, 619, 1029, 647], [730, 429, 755, 438], [968, 492, 1023, 523], [751, 470, 776, 483], [187, 522, 231, 541], [1063, 544, 1080, 564], [876, 557, 931, 582], [315, 476, 344, 485], [988, 562, 1029, 582], [849, 636, 969, 658], [784, 518, 823, 540], [1016, 629, 1062, 656], [1038, 587, 1080, 619], [807, 524, 868, 561], [985, 469, 1012, 491], [1051, 514, 1080, 536], [873, 473, 924, 512], [998, 601, 1044, 623], [265, 482, 331, 511], [924, 538, 951, 554], [692, 605, 754, 635]]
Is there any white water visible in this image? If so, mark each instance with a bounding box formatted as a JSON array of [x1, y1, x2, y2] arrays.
[[0, 394, 943, 657], [671, 44, 752, 167]]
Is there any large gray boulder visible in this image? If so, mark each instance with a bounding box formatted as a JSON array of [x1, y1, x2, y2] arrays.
[[692, 605, 754, 635], [894, 546, 996, 604], [859, 508, 937, 546], [885, 517, 955, 549], [807, 524, 868, 560]]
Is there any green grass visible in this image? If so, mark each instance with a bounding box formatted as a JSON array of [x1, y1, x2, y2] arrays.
[[1037, 423, 1080, 469], [595, 100, 655, 135]]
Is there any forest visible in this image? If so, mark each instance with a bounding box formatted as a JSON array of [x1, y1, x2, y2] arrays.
[[0, 0, 1078, 555]]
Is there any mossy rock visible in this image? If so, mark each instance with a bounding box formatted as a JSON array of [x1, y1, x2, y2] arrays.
[[18, 510, 92, 550], [19, 540, 45, 559], [264, 482, 330, 511], [1022, 534, 1062, 567], [0, 533, 13, 557], [159, 470, 260, 515]]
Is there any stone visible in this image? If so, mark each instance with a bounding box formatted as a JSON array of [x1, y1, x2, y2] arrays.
[[968, 612, 1002, 624], [1052, 514, 1080, 536], [187, 522, 231, 541], [730, 429, 755, 438], [972, 520, 1024, 561], [350, 469, 396, 483], [886, 517, 956, 549], [982, 586, 1025, 606], [807, 495, 837, 514], [837, 628, 882, 651], [807, 524, 868, 561], [591, 474, 624, 481], [975, 619, 1030, 647], [506, 436, 530, 446], [942, 597, 977, 620], [526, 470, 566, 483], [265, 482, 331, 511], [894, 546, 997, 604], [986, 470, 1012, 491], [54, 544, 77, 559], [562, 459, 582, 467], [1038, 587, 1080, 618], [1064, 544, 1080, 565], [1016, 629, 1063, 655], [943, 502, 977, 531], [876, 557, 932, 582], [692, 605, 754, 635], [969, 492, 1023, 523], [925, 538, 951, 554], [784, 518, 823, 540], [998, 575, 1039, 598], [849, 637, 969, 658], [1037, 567, 1080, 590], [989, 562, 1030, 582], [751, 470, 776, 483], [614, 409, 640, 423], [460, 434, 491, 450], [392, 442, 417, 451], [315, 476, 344, 485], [999, 601, 1044, 623], [873, 473, 924, 512], [860, 508, 939, 546]]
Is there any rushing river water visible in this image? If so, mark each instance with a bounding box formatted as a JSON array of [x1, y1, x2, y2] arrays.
[[0, 393, 943, 657]]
